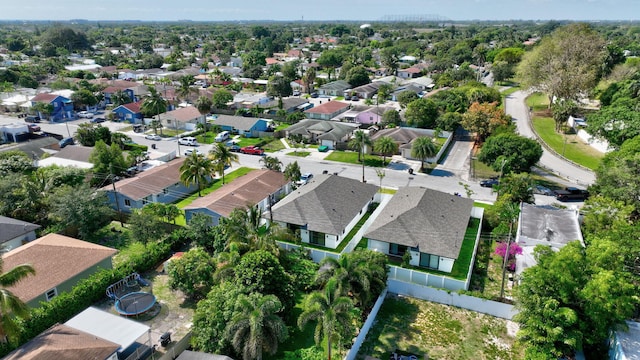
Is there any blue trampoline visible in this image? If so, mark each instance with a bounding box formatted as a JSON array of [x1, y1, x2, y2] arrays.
[[115, 291, 156, 316]]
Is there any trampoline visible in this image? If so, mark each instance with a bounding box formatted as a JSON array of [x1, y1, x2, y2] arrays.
[[115, 291, 157, 316]]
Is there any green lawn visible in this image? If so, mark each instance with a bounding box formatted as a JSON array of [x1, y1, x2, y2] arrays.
[[235, 137, 264, 147], [262, 139, 285, 152], [275, 123, 291, 131], [472, 157, 500, 180], [325, 151, 387, 167], [196, 132, 217, 144], [287, 151, 311, 157], [264, 293, 319, 360], [531, 116, 603, 170], [525, 92, 550, 112], [357, 295, 523, 360], [335, 204, 377, 253], [500, 86, 521, 97]]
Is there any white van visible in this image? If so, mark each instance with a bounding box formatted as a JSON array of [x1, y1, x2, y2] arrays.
[[178, 136, 198, 146], [215, 131, 230, 142]]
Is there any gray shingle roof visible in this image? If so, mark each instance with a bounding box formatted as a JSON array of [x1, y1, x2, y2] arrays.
[[270, 174, 377, 235], [319, 80, 350, 91], [364, 187, 474, 259], [212, 115, 263, 131], [0, 215, 40, 244], [285, 119, 359, 140]]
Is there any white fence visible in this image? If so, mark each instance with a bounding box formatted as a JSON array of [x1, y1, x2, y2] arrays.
[[343, 288, 388, 360], [388, 279, 518, 319], [387, 265, 467, 291], [277, 241, 340, 263]]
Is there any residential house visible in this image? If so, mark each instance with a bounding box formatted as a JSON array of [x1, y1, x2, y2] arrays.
[[211, 115, 270, 138], [184, 169, 290, 225], [3, 324, 120, 360], [230, 92, 271, 110], [408, 76, 435, 91], [350, 82, 381, 99], [304, 100, 350, 120], [370, 127, 449, 161], [340, 105, 393, 125], [163, 106, 205, 131], [285, 118, 359, 149], [372, 75, 405, 86], [112, 101, 144, 123], [263, 97, 310, 114], [515, 203, 584, 276], [37, 144, 94, 169], [65, 307, 152, 360], [31, 93, 74, 121], [270, 174, 378, 249], [2, 233, 117, 307], [609, 321, 640, 360], [399, 55, 417, 64], [390, 84, 424, 101], [317, 80, 351, 96], [365, 187, 478, 273], [0, 215, 40, 252], [102, 83, 148, 105], [101, 158, 198, 213], [0, 122, 30, 143], [397, 67, 422, 79]]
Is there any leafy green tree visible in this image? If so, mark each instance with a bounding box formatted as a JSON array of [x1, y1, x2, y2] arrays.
[[192, 282, 244, 354], [128, 209, 166, 243], [581, 196, 634, 238], [348, 130, 372, 162], [551, 99, 578, 133], [283, 161, 301, 184], [195, 95, 212, 117], [373, 136, 398, 165], [316, 50, 344, 80], [478, 133, 542, 173], [587, 97, 640, 148], [303, 67, 317, 94], [71, 89, 98, 111], [0, 151, 35, 174], [381, 47, 400, 76], [89, 141, 128, 185], [396, 90, 419, 109], [47, 185, 113, 239], [404, 98, 439, 128], [180, 152, 213, 197], [517, 23, 606, 104], [267, 75, 293, 108], [491, 61, 514, 83], [376, 83, 393, 104], [208, 143, 239, 184], [111, 90, 132, 107], [31, 102, 54, 120], [381, 109, 401, 127], [0, 258, 35, 341], [411, 136, 437, 171], [225, 293, 288, 360], [212, 88, 234, 109], [259, 155, 282, 172], [436, 112, 462, 132], [499, 173, 535, 204], [345, 66, 370, 88], [167, 247, 217, 299], [298, 278, 356, 360]]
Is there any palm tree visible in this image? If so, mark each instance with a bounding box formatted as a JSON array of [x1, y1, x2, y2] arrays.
[[179, 152, 214, 197], [0, 259, 35, 341], [225, 294, 288, 360], [177, 75, 198, 104], [348, 130, 372, 163], [208, 143, 239, 184], [303, 67, 316, 94], [259, 155, 282, 172], [111, 90, 132, 107], [373, 136, 398, 165], [298, 278, 355, 360], [195, 95, 213, 117], [411, 136, 438, 172], [283, 161, 301, 184], [141, 87, 168, 133]]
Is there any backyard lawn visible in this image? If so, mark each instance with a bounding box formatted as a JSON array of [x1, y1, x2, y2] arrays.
[[357, 295, 523, 360], [325, 151, 386, 167]]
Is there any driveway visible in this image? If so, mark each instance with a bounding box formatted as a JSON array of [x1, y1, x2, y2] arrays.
[[504, 90, 596, 186]]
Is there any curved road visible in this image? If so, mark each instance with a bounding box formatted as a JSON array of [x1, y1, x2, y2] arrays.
[[505, 91, 596, 186]]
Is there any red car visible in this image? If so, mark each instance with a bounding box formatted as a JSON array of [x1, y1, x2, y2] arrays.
[[240, 146, 265, 155]]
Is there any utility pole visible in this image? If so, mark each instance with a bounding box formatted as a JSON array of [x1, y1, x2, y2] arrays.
[[110, 164, 124, 227], [361, 133, 366, 183]]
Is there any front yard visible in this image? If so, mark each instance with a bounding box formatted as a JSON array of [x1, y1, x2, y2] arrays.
[[357, 295, 523, 360]]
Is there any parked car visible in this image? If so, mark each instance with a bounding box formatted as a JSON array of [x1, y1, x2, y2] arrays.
[[27, 123, 41, 132], [77, 111, 95, 119], [297, 173, 313, 186], [553, 187, 589, 202], [310, 92, 319, 98], [58, 137, 74, 148], [239, 146, 264, 155], [25, 115, 40, 123], [480, 178, 499, 188], [91, 117, 106, 123], [318, 145, 329, 152], [178, 136, 198, 146], [184, 149, 202, 156], [145, 134, 162, 141], [293, 90, 301, 96], [228, 144, 241, 152], [351, 96, 359, 101], [533, 185, 554, 196]]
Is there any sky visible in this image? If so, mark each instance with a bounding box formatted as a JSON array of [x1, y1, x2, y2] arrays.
[[1, 0, 639, 22]]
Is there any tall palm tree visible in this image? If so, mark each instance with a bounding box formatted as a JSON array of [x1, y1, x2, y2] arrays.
[[0, 259, 35, 341], [208, 143, 239, 185], [177, 75, 198, 104], [179, 152, 214, 197], [303, 67, 316, 94], [373, 136, 398, 165], [298, 278, 355, 360], [195, 95, 213, 117], [141, 87, 168, 133], [411, 136, 438, 172], [259, 155, 282, 172], [225, 294, 288, 360], [348, 130, 372, 163]]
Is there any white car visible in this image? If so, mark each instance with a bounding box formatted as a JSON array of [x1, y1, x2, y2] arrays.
[[77, 111, 95, 118], [178, 136, 198, 146], [184, 149, 202, 156], [296, 173, 313, 186], [145, 134, 162, 141]]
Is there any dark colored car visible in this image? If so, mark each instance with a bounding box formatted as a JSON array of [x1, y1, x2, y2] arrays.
[[553, 187, 589, 202], [58, 137, 74, 148], [310, 92, 319, 98], [228, 145, 241, 152], [27, 124, 41, 132], [480, 178, 499, 188], [25, 115, 40, 123], [91, 117, 106, 123], [351, 96, 359, 101]]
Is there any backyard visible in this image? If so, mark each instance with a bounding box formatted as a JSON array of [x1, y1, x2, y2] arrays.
[[357, 295, 523, 360]]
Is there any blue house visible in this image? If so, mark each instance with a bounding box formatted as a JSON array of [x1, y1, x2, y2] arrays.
[[212, 115, 270, 138], [112, 101, 144, 123], [31, 93, 74, 122], [609, 321, 640, 360], [101, 158, 200, 213]]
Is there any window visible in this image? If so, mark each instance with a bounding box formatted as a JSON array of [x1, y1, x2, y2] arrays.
[[124, 199, 131, 207], [45, 288, 57, 301], [419, 253, 440, 270], [309, 232, 325, 247], [389, 243, 407, 256]]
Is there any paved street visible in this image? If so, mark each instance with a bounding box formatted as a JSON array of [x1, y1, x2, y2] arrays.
[[505, 90, 596, 186]]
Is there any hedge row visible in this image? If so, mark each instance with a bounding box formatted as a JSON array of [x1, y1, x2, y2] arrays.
[[0, 232, 188, 356]]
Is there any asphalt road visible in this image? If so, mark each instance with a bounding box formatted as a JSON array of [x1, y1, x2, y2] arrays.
[[504, 90, 596, 186]]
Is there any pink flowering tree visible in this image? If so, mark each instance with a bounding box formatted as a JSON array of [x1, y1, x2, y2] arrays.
[[495, 242, 523, 271]]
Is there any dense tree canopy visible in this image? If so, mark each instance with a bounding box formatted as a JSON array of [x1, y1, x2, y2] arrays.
[[478, 133, 543, 173]]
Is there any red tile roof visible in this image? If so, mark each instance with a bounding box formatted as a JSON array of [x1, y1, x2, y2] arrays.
[[31, 93, 58, 103], [2, 234, 117, 303], [304, 101, 349, 115], [122, 101, 142, 113]]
